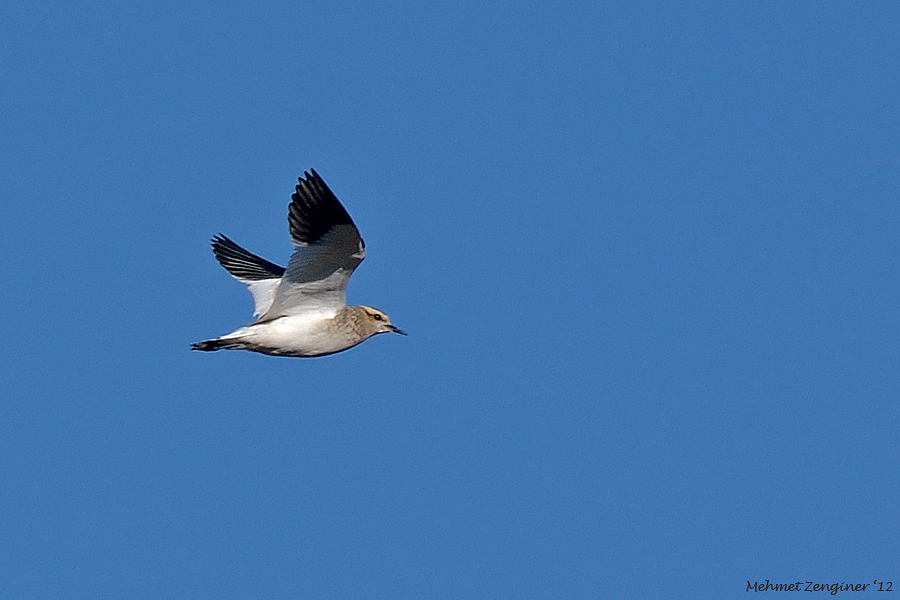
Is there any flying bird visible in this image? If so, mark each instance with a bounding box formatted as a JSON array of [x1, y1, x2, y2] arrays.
[[192, 169, 406, 357]]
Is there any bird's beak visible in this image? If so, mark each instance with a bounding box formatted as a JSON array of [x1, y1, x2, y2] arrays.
[[388, 324, 408, 336]]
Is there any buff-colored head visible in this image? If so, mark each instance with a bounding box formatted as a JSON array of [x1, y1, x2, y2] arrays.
[[356, 305, 407, 337]]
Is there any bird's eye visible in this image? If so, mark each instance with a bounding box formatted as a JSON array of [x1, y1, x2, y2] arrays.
[[373, 314, 383, 321]]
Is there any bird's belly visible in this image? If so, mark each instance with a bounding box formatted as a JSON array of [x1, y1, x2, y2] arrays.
[[236, 316, 355, 357]]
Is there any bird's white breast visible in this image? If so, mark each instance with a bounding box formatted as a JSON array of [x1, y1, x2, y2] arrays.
[[224, 313, 357, 357]]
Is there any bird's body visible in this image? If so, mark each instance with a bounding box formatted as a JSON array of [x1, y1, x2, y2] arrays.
[[193, 170, 405, 357], [193, 306, 396, 357]]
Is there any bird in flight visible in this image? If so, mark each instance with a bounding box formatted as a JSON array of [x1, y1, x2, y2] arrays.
[[192, 169, 406, 357]]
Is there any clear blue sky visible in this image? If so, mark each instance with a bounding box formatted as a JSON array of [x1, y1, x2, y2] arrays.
[[2, 1, 899, 598]]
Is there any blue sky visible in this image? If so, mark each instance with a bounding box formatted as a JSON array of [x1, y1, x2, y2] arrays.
[[2, 1, 899, 598]]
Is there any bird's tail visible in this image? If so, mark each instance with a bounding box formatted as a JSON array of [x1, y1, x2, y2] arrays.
[[191, 337, 245, 352]]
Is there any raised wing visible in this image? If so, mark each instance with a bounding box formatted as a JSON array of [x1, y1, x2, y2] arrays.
[[259, 170, 366, 320], [211, 234, 285, 318]]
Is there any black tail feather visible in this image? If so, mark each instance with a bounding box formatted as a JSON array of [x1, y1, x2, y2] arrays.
[[191, 338, 243, 352]]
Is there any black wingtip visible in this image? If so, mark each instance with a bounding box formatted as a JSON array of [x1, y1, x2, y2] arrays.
[[288, 169, 357, 245], [209, 234, 285, 280]]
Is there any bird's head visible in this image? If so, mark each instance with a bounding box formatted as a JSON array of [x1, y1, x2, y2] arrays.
[[359, 306, 407, 337]]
